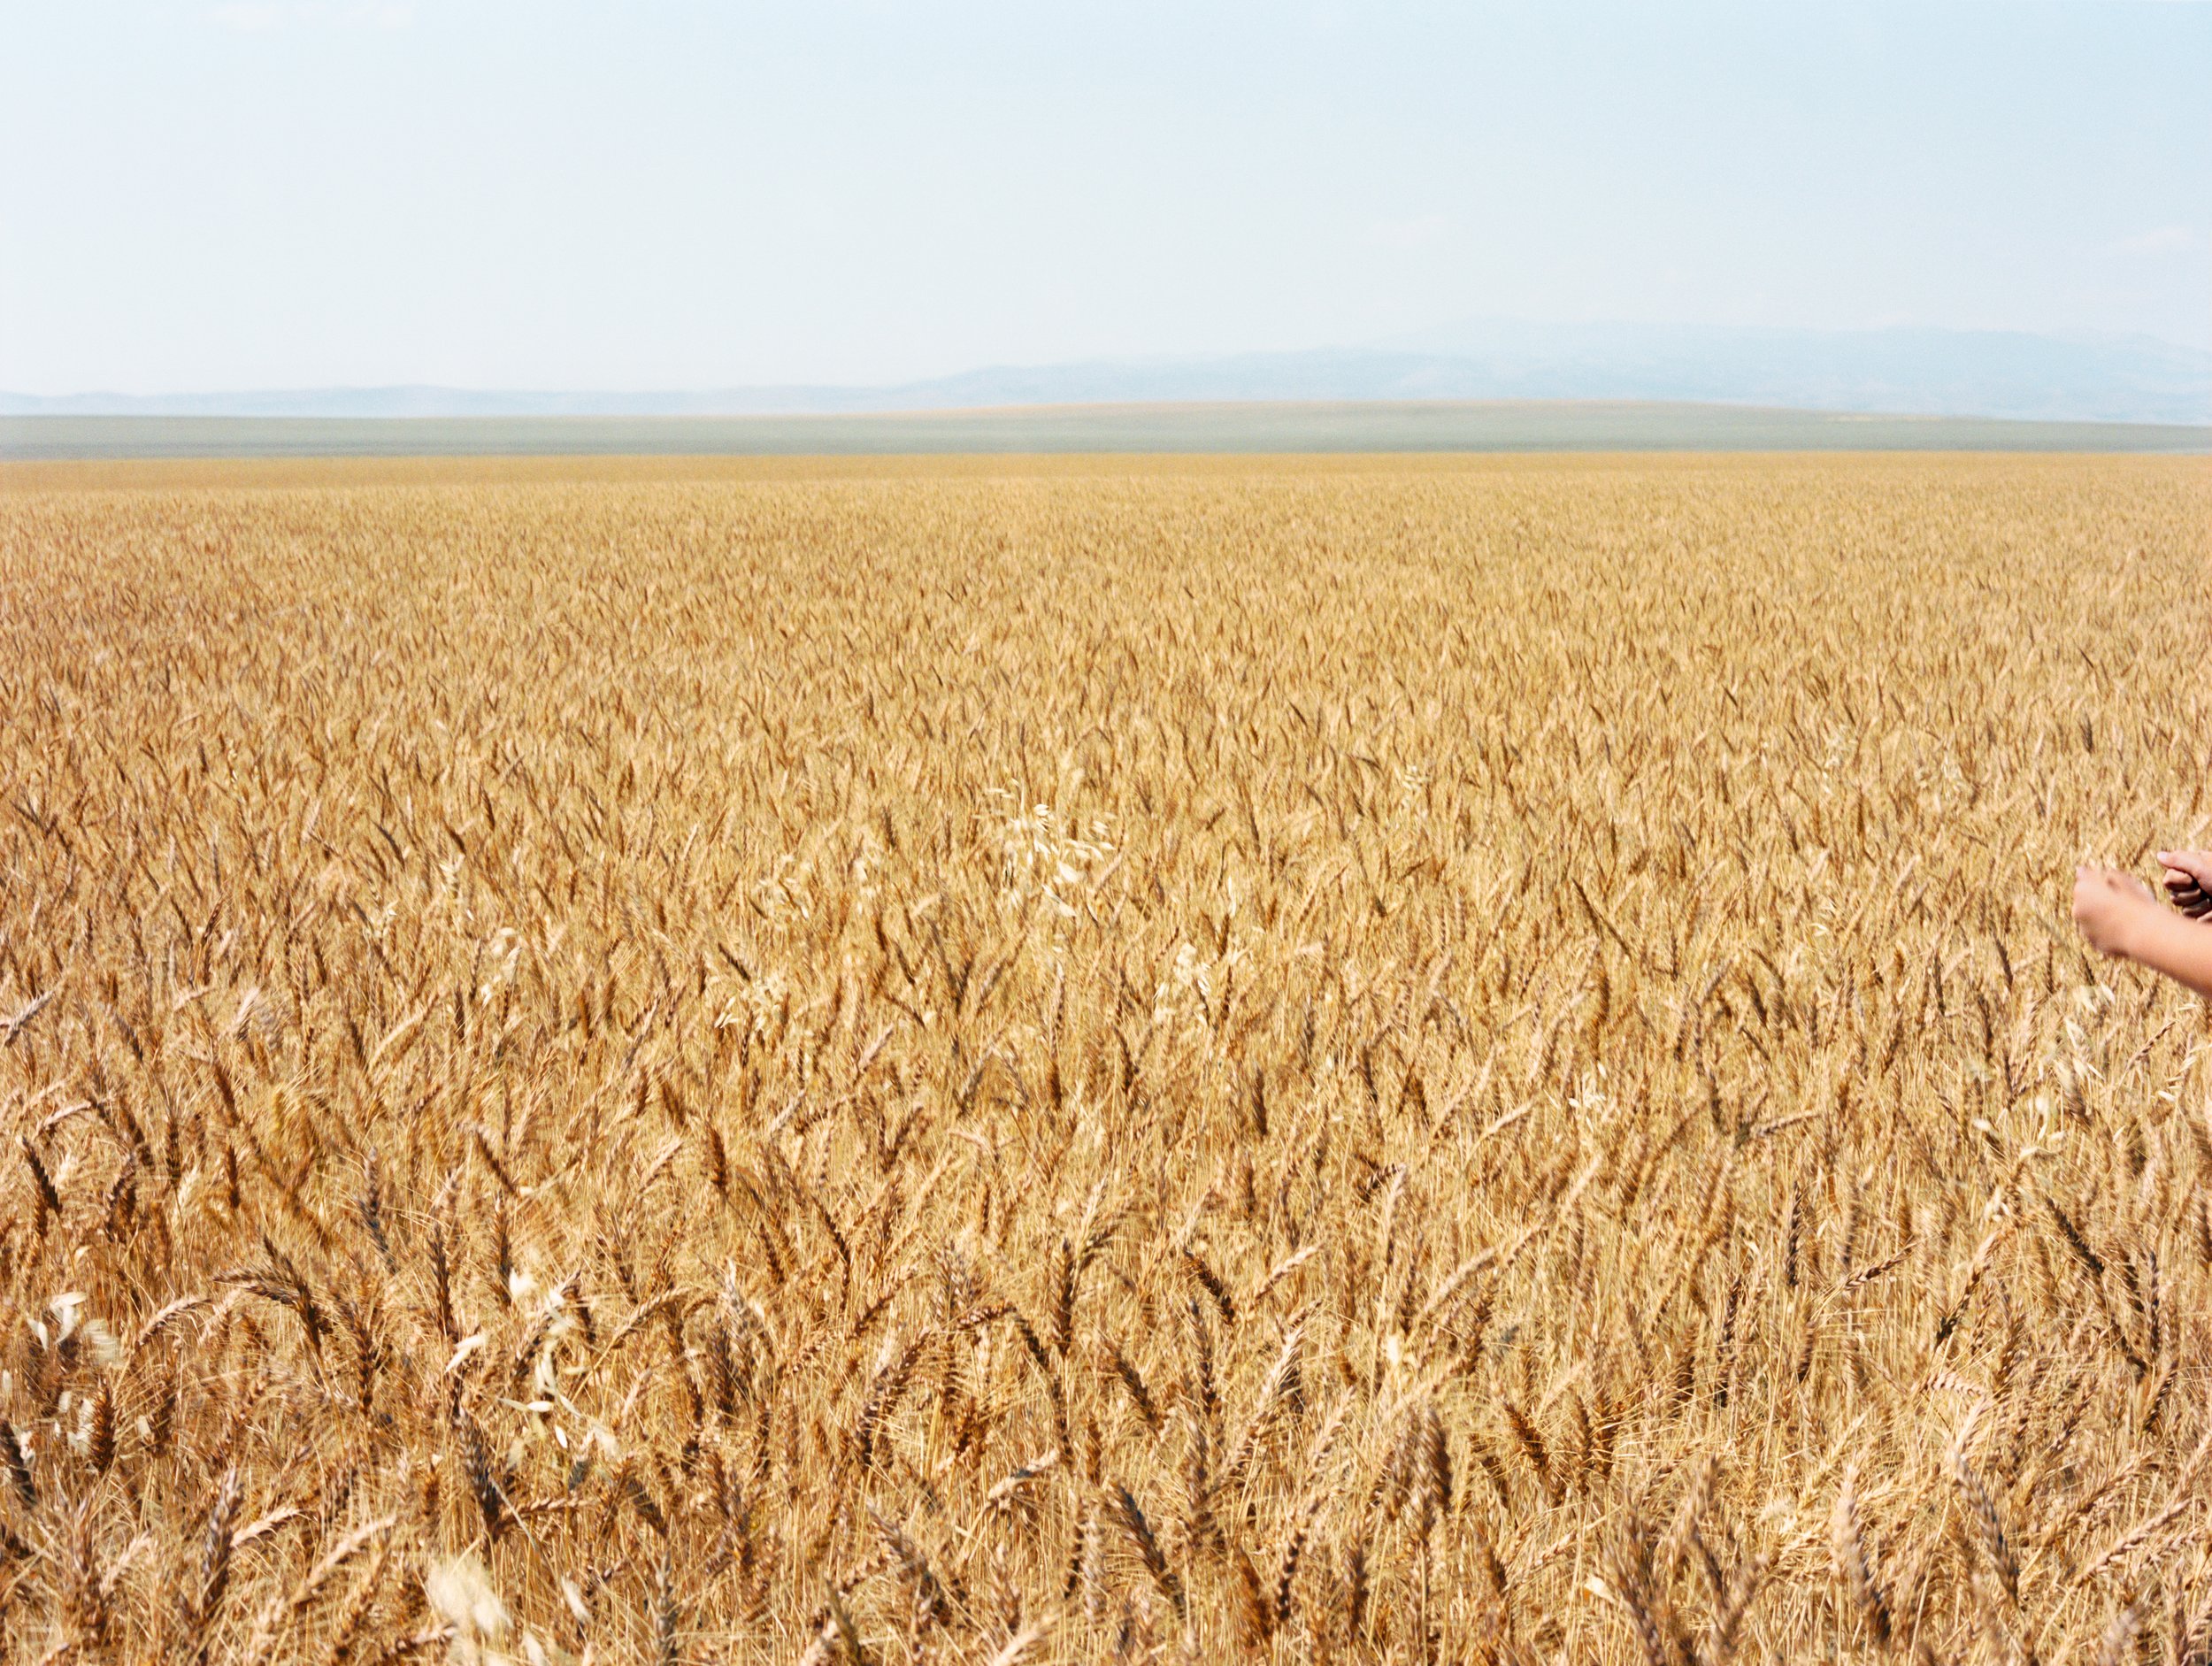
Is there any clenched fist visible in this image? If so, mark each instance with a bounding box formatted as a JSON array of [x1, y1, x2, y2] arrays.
[[2073, 864, 2156, 958], [2156, 849, 2212, 919]]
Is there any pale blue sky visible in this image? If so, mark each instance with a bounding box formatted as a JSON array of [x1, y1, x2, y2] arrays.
[[2, 2, 2206, 394]]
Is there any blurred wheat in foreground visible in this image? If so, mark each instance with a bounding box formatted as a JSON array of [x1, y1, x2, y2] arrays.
[[1, 453, 2208, 1665]]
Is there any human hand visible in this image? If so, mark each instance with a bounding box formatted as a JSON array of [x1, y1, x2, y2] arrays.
[[2155, 849, 2212, 919], [2073, 865, 2157, 957]]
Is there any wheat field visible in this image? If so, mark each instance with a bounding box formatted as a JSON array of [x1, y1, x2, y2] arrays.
[[0, 453, 2208, 1665]]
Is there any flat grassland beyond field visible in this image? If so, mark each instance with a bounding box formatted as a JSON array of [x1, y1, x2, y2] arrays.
[[6, 403, 2211, 462], [1, 455, 2208, 1664]]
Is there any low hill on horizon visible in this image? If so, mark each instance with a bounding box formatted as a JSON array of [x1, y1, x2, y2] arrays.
[[8, 321, 2208, 426]]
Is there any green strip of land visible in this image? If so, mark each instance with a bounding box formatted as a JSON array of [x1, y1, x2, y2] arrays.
[[5, 401, 2208, 460]]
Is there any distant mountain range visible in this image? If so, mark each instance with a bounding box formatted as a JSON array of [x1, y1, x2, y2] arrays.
[[7, 321, 2209, 425]]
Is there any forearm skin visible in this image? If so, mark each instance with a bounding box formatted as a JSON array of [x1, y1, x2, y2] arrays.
[[2120, 905, 2212, 1000]]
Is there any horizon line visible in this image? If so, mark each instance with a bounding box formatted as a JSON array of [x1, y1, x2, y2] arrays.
[[9, 318, 2212, 407]]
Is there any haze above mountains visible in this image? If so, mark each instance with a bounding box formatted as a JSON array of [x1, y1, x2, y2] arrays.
[[7, 321, 2208, 426]]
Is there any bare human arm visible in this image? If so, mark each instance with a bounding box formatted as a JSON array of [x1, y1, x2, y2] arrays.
[[2073, 859, 2212, 999]]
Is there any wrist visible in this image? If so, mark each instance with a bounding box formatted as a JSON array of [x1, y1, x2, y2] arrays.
[[2120, 898, 2174, 963]]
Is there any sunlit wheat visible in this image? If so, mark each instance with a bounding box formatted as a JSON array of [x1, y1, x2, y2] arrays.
[[0, 452, 2207, 1663]]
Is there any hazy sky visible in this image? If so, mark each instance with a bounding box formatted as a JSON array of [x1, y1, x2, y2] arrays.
[[2, 2, 2207, 393]]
